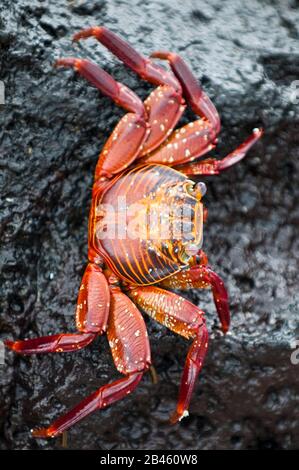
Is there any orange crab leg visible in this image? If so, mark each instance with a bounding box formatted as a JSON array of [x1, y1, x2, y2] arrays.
[[55, 58, 149, 178], [4, 333, 96, 355], [107, 288, 151, 374], [140, 118, 215, 165], [172, 322, 209, 424], [159, 264, 230, 333], [55, 56, 186, 175], [127, 285, 208, 423], [5, 264, 110, 354], [75, 264, 110, 333], [95, 113, 149, 178], [147, 53, 263, 171], [150, 51, 221, 135], [32, 287, 150, 438], [73, 27, 181, 91], [142, 122, 262, 170], [138, 85, 186, 156], [176, 128, 264, 176], [73, 28, 186, 156], [32, 372, 143, 438], [55, 58, 146, 117]]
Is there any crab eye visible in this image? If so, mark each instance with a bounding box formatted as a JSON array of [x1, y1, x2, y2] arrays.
[[194, 182, 207, 199]]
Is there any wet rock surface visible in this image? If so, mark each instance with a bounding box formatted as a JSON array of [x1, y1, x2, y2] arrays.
[[0, 0, 298, 450]]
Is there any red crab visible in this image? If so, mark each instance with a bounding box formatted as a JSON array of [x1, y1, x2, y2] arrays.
[[5, 27, 263, 438]]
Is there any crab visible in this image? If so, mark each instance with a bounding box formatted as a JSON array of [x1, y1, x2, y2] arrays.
[[5, 27, 263, 438]]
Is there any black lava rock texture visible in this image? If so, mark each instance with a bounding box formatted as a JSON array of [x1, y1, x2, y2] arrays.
[[1, 0, 298, 451]]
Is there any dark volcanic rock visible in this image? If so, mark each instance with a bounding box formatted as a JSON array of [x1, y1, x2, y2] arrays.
[[0, 0, 298, 450]]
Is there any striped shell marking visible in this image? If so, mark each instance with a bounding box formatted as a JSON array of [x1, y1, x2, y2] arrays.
[[97, 164, 189, 285]]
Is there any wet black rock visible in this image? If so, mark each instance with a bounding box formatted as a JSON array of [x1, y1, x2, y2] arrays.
[[0, 0, 298, 450]]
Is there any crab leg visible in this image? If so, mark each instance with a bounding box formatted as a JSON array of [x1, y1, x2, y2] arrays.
[[73, 28, 186, 156], [139, 85, 186, 156], [55, 58, 149, 178], [32, 372, 143, 438], [159, 264, 230, 333], [175, 128, 264, 176], [32, 288, 150, 438], [4, 333, 96, 355], [55, 57, 146, 117], [82, 30, 220, 150], [141, 123, 262, 170], [127, 285, 208, 423], [73, 27, 181, 91], [5, 264, 110, 354], [140, 118, 215, 165], [145, 53, 263, 169], [173, 322, 208, 424], [150, 51, 221, 135]]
